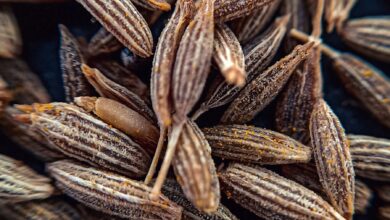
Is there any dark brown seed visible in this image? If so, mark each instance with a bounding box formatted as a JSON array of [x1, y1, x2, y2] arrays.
[[354, 180, 372, 214], [60, 24, 96, 102], [310, 99, 355, 219], [15, 102, 151, 178], [349, 135, 390, 182], [75, 0, 153, 57], [379, 206, 390, 220], [203, 124, 312, 165], [219, 163, 345, 220], [214, 0, 276, 22], [0, 6, 21, 58], [0, 58, 50, 104], [377, 185, 390, 202], [47, 160, 183, 220], [221, 41, 315, 124], [0, 77, 12, 111], [88, 28, 123, 56]]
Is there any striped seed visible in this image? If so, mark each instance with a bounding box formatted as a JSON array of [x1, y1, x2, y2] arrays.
[[0, 6, 21, 58], [324, 0, 356, 32], [88, 28, 123, 56], [203, 124, 312, 165], [214, 0, 276, 22]]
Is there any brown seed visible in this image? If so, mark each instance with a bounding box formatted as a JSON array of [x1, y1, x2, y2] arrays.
[[75, 96, 159, 153], [88, 28, 123, 56], [0, 59, 50, 104], [172, 119, 220, 213], [203, 124, 312, 165], [377, 185, 390, 202], [0, 6, 21, 58], [221, 41, 315, 124], [47, 160, 183, 220], [219, 163, 345, 220], [229, 0, 281, 44], [379, 206, 390, 220], [349, 135, 390, 182], [214, 0, 276, 22], [0, 154, 54, 204], [131, 0, 171, 11], [0, 198, 82, 220], [75, 0, 153, 57], [213, 24, 246, 87], [340, 16, 390, 62], [310, 99, 355, 219], [161, 179, 237, 220], [15, 102, 151, 178], [0, 107, 65, 161], [60, 24, 96, 102], [194, 15, 289, 119], [81, 64, 156, 123], [324, 0, 356, 32], [354, 180, 372, 215], [0, 77, 12, 111]]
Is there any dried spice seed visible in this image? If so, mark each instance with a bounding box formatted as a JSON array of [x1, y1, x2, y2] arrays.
[[349, 135, 390, 182], [172, 119, 220, 213], [194, 15, 289, 118], [221, 41, 315, 124], [60, 24, 96, 102], [0, 58, 50, 104], [0, 77, 12, 111], [219, 163, 345, 220], [161, 179, 237, 220], [379, 206, 390, 220], [377, 185, 390, 202], [131, 0, 171, 11], [229, 0, 281, 44], [82, 64, 156, 123], [354, 180, 372, 214], [47, 160, 183, 219], [203, 124, 312, 165], [340, 16, 390, 63], [75, 96, 159, 153], [15, 102, 151, 178], [324, 0, 356, 32], [310, 99, 355, 219], [0, 154, 54, 204], [0, 6, 21, 58], [214, 0, 276, 22], [0, 198, 82, 220], [213, 24, 245, 87], [76, 0, 153, 57], [88, 28, 123, 56]]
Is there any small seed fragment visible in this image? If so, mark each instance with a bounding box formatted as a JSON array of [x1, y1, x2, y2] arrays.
[[203, 124, 312, 165], [219, 163, 345, 220], [214, 0, 276, 22], [47, 160, 183, 219], [0, 6, 21, 58]]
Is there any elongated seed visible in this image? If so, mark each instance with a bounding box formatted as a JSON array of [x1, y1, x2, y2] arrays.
[[60, 24, 96, 102], [221, 41, 315, 124], [0, 154, 54, 204], [340, 16, 390, 62], [0, 77, 12, 111], [47, 160, 183, 219], [203, 124, 312, 164], [349, 135, 390, 182], [213, 24, 245, 87], [131, 0, 171, 11], [75, 97, 159, 153], [75, 0, 153, 57], [88, 28, 123, 56], [219, 163, 345, 220], [324, 0, 356, 32], [15, 102, 151, 178], [0, 6, 21, 58], [214, 0, 275, 22], [310, 99, 355, 219]]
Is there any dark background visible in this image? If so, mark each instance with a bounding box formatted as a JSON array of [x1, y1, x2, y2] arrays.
[[0, 0, 389, 219]]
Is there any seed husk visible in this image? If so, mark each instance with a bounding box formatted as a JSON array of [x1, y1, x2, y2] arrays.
[[203, 124, 312, 165], [15, 102, 151, 178], [47, 160, 183, 220], [75, 0, 153, 57], [310, 99, 355, 219], [324, 0, 356, 32], [214, 0, 276, 22], [0, 154, 54, 204], [349, 135, 390, 182], [0, 6, 21, 58], [219, 163, 345, 220], [221, 41, 316, 124], [88, 28, 123, 56]]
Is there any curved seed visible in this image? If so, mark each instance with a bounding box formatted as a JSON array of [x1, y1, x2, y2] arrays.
[[203, 124, 312, 165], [310, 99, 355, 219], [131, 0, 171, 11], [214, 0, 275, 22], [75, 0, 153, 57], [47, 160, 183, 220], [0, 6, 21, 58], [88, 28, 123, 56], [219, 163, 345, 220]]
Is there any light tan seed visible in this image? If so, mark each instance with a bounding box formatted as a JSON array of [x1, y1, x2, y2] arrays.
[[0, 154, 54, 204], [324, 0, 356, 32], [213, 24, 245, 87], [131, 0, 171, 11], [219, 163, 345, 220], [75, 0, 153, 57], [310, 99, 355, 219], [340, 16, 390, 62], [0, 6, 21, 58], [15, 102, 151, 178], [229, 0, 281, 44], [349, 135, 390, 182], [203, 124, 312, 165], [88, 27, 123, 56], [75, 96, 159, 153], [47, 160, 183, 220], [214, 0, 275, 22], [221, 41, 315, 124]]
